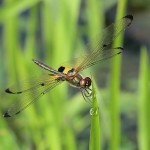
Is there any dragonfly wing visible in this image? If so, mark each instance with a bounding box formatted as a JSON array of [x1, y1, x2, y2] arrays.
[[93, 15, 133, 47], [75, 15, 133, 72], [4, 75, 63, 117], [76, 47, 123, 71], [5, 74, 59, 94]]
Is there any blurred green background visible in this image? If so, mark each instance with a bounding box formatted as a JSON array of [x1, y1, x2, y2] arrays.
[[0, 0, 150, 150]]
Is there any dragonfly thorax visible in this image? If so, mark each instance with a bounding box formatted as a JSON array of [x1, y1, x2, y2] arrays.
[[58, 66, 92, 88]]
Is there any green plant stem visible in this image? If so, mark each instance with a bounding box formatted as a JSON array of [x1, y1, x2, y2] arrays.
[[138, 47, 150, 150], [89, 81, 100, 150], [109, 0, 127, 150]]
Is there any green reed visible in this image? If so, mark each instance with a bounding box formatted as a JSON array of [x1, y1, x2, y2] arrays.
[[138, 47, 150, 150]]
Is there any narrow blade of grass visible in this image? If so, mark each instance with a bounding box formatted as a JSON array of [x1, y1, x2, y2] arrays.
[[89, 80, 100, 150], [109, 0, 127, 149], [138, 46, 149, 150]]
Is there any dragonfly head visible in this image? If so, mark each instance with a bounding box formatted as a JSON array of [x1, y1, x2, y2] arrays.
[[80, 77, 91, 88]]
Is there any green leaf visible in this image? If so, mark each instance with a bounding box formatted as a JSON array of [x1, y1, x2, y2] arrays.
[[89, 80, 100, 150], [138, 46, 150, 150]]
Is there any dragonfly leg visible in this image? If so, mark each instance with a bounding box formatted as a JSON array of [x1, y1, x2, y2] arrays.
[[80, 88, 93, 106]]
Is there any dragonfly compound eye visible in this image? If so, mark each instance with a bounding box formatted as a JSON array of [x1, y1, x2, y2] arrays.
[[85, 77, 91, 86]]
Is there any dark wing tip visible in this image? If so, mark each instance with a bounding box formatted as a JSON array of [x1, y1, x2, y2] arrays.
[[115, 47, 124, 51], [123, 14, 133, 21], [3, 110, 21, 118], [123, 15, 133, 26], [3, 112, 11, 118], [5, 88, 22, 94], [115, 47, 124, 54], [5, 88, 13, 94]]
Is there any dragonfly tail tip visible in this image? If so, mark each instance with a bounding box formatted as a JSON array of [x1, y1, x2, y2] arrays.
[[32, 59, 36, 63]]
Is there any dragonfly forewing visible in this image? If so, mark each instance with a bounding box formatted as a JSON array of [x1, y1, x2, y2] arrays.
[[75, 15, 133, 72]]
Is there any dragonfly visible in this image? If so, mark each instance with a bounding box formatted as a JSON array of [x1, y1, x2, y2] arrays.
[[3, 15, 133, 118]]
